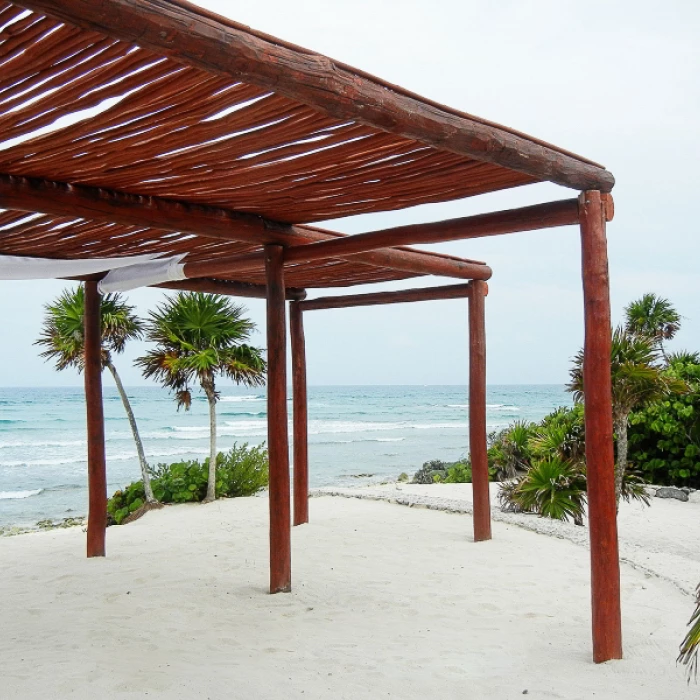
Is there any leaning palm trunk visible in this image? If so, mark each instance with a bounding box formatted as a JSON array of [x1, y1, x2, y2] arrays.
[[203, 378, 217, 503], [106, 361, 156, 504], [613, 412, 630, 511]]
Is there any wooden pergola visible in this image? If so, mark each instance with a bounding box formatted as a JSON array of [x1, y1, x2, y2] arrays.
[[0, 0, 620, 662]]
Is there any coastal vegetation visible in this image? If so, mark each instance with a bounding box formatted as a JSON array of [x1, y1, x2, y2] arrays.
[[108, 443, 269, 524], [568, 326, 684, 507], [36, 285, 157, 504], [136, 292, 266, 503], [414, 292, 696, 519]]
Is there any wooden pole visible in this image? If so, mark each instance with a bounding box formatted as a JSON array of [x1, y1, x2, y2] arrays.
[[265, 245, 292, 592], [290, 302, 309, 526], [83, 280, 107, 558], [579, 190, 622, 663], [469, 279, 491, 542]]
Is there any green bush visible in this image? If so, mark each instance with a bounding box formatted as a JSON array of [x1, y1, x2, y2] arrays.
[[412, 459, 451, 484], [487, 420, 537, 480], [629, 359, 700, 487], [503, 458, 587, 525], [108, 480, 147, 525], [445, 461, 472, 483], [108, 443, 269, 524]]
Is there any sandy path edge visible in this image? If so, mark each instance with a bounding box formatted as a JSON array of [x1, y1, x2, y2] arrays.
[[312, 483, 700, 597]]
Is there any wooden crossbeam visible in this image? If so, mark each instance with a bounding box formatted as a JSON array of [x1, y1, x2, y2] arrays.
[[156, 278, 307, 300], [0, 174, 491, 282], [17, 0, 614, 193], [284, 199, 594, 265], [298, 283, 477, 311]]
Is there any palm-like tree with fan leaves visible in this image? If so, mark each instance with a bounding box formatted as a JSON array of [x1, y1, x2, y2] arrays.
[[137, 292, 266, 503], [624, 293, 681, 361], [567, 326, 684, 507], [36, 285, 156, 503]]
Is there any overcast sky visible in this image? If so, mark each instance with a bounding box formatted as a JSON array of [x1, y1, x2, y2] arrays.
[[1, 0, 698, 387]]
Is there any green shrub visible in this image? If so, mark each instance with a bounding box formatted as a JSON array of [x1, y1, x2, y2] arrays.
[[412, 459, 451, 484], [487, 420, 537, 480], [629, 359, 700, 487], [503, 458, 587, 525], [108, 480, 147, 525], [215, 443, 269, 497], [150, 458, 208, 503], [445, 461, 472, 483], [108, 443, 269, 524]]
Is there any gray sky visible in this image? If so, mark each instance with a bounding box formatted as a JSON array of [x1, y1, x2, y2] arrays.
[[1, 0, 698, 387]]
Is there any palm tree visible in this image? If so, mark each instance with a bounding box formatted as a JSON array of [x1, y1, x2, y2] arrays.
[[567, 326, 683, 507], [137, 292, 266, 503], [36, 285, 156, 503], [624, 293, 681, 360]]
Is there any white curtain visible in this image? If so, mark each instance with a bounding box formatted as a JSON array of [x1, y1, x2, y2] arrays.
[[0, 253, 187, 293], [98, 254, 186, 294]]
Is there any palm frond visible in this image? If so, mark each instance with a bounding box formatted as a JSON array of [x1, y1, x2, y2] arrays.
[[138, 292, 266, 402], [35, 285, 142, 372]]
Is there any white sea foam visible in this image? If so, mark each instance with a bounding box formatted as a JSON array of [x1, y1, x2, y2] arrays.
[[219, 395, 265, 403], [0, 439, 85, 449], [0, 489, 43, 500], [447, 403, 519, 410]]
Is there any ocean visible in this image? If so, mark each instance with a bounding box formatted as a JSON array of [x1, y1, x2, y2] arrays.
[[0, 384, 571, 528]]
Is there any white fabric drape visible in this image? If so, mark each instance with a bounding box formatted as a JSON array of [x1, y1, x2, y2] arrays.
[[97, 254, 187, 294], [0, 253, 161, 280], [0, 253, 188, 293]]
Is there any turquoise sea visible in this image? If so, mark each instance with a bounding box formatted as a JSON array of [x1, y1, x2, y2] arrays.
[[0, 385, 571, 527]]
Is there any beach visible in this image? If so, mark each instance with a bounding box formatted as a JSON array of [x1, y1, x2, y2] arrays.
[[1, 484, 698, 699]]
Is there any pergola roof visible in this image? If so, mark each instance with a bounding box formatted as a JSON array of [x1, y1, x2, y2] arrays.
[[0, 0, 624, 664], [0, 0, 614, 289]]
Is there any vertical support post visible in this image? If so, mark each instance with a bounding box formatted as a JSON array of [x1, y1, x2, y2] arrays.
[[579, 190, 622, 662], [84, 280, 107, 558], [290, 301, 309, 526], [265, 245, 292, 593], [469, 280, 491, 542]]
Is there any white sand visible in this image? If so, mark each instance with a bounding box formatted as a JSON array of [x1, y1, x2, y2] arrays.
[[1, 487, 698, 699]]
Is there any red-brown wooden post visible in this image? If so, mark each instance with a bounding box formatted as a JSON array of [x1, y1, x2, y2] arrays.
[[290, 301, 309, 525], [579, 190, 622, 662], [469, 279, 491, 542], [265, 245, 292, 592], [84, 280, 107, 558]]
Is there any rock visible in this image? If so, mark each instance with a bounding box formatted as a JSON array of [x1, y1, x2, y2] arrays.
[[655, 487, 689, 502], [687, 491, 700, 504]]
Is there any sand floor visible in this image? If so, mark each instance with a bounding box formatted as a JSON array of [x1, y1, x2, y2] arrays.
[[0, 490, 697, 699]]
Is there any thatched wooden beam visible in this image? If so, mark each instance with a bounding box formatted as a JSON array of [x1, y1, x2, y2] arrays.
[[182, 250, 490, 282], [156, 278, 307, 301], [298, 283, 475, 311], [285, 199, 587, 265], [17, 0, 614, 192], [0, 173, 300, 246], [0, 174, 491, 281]]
